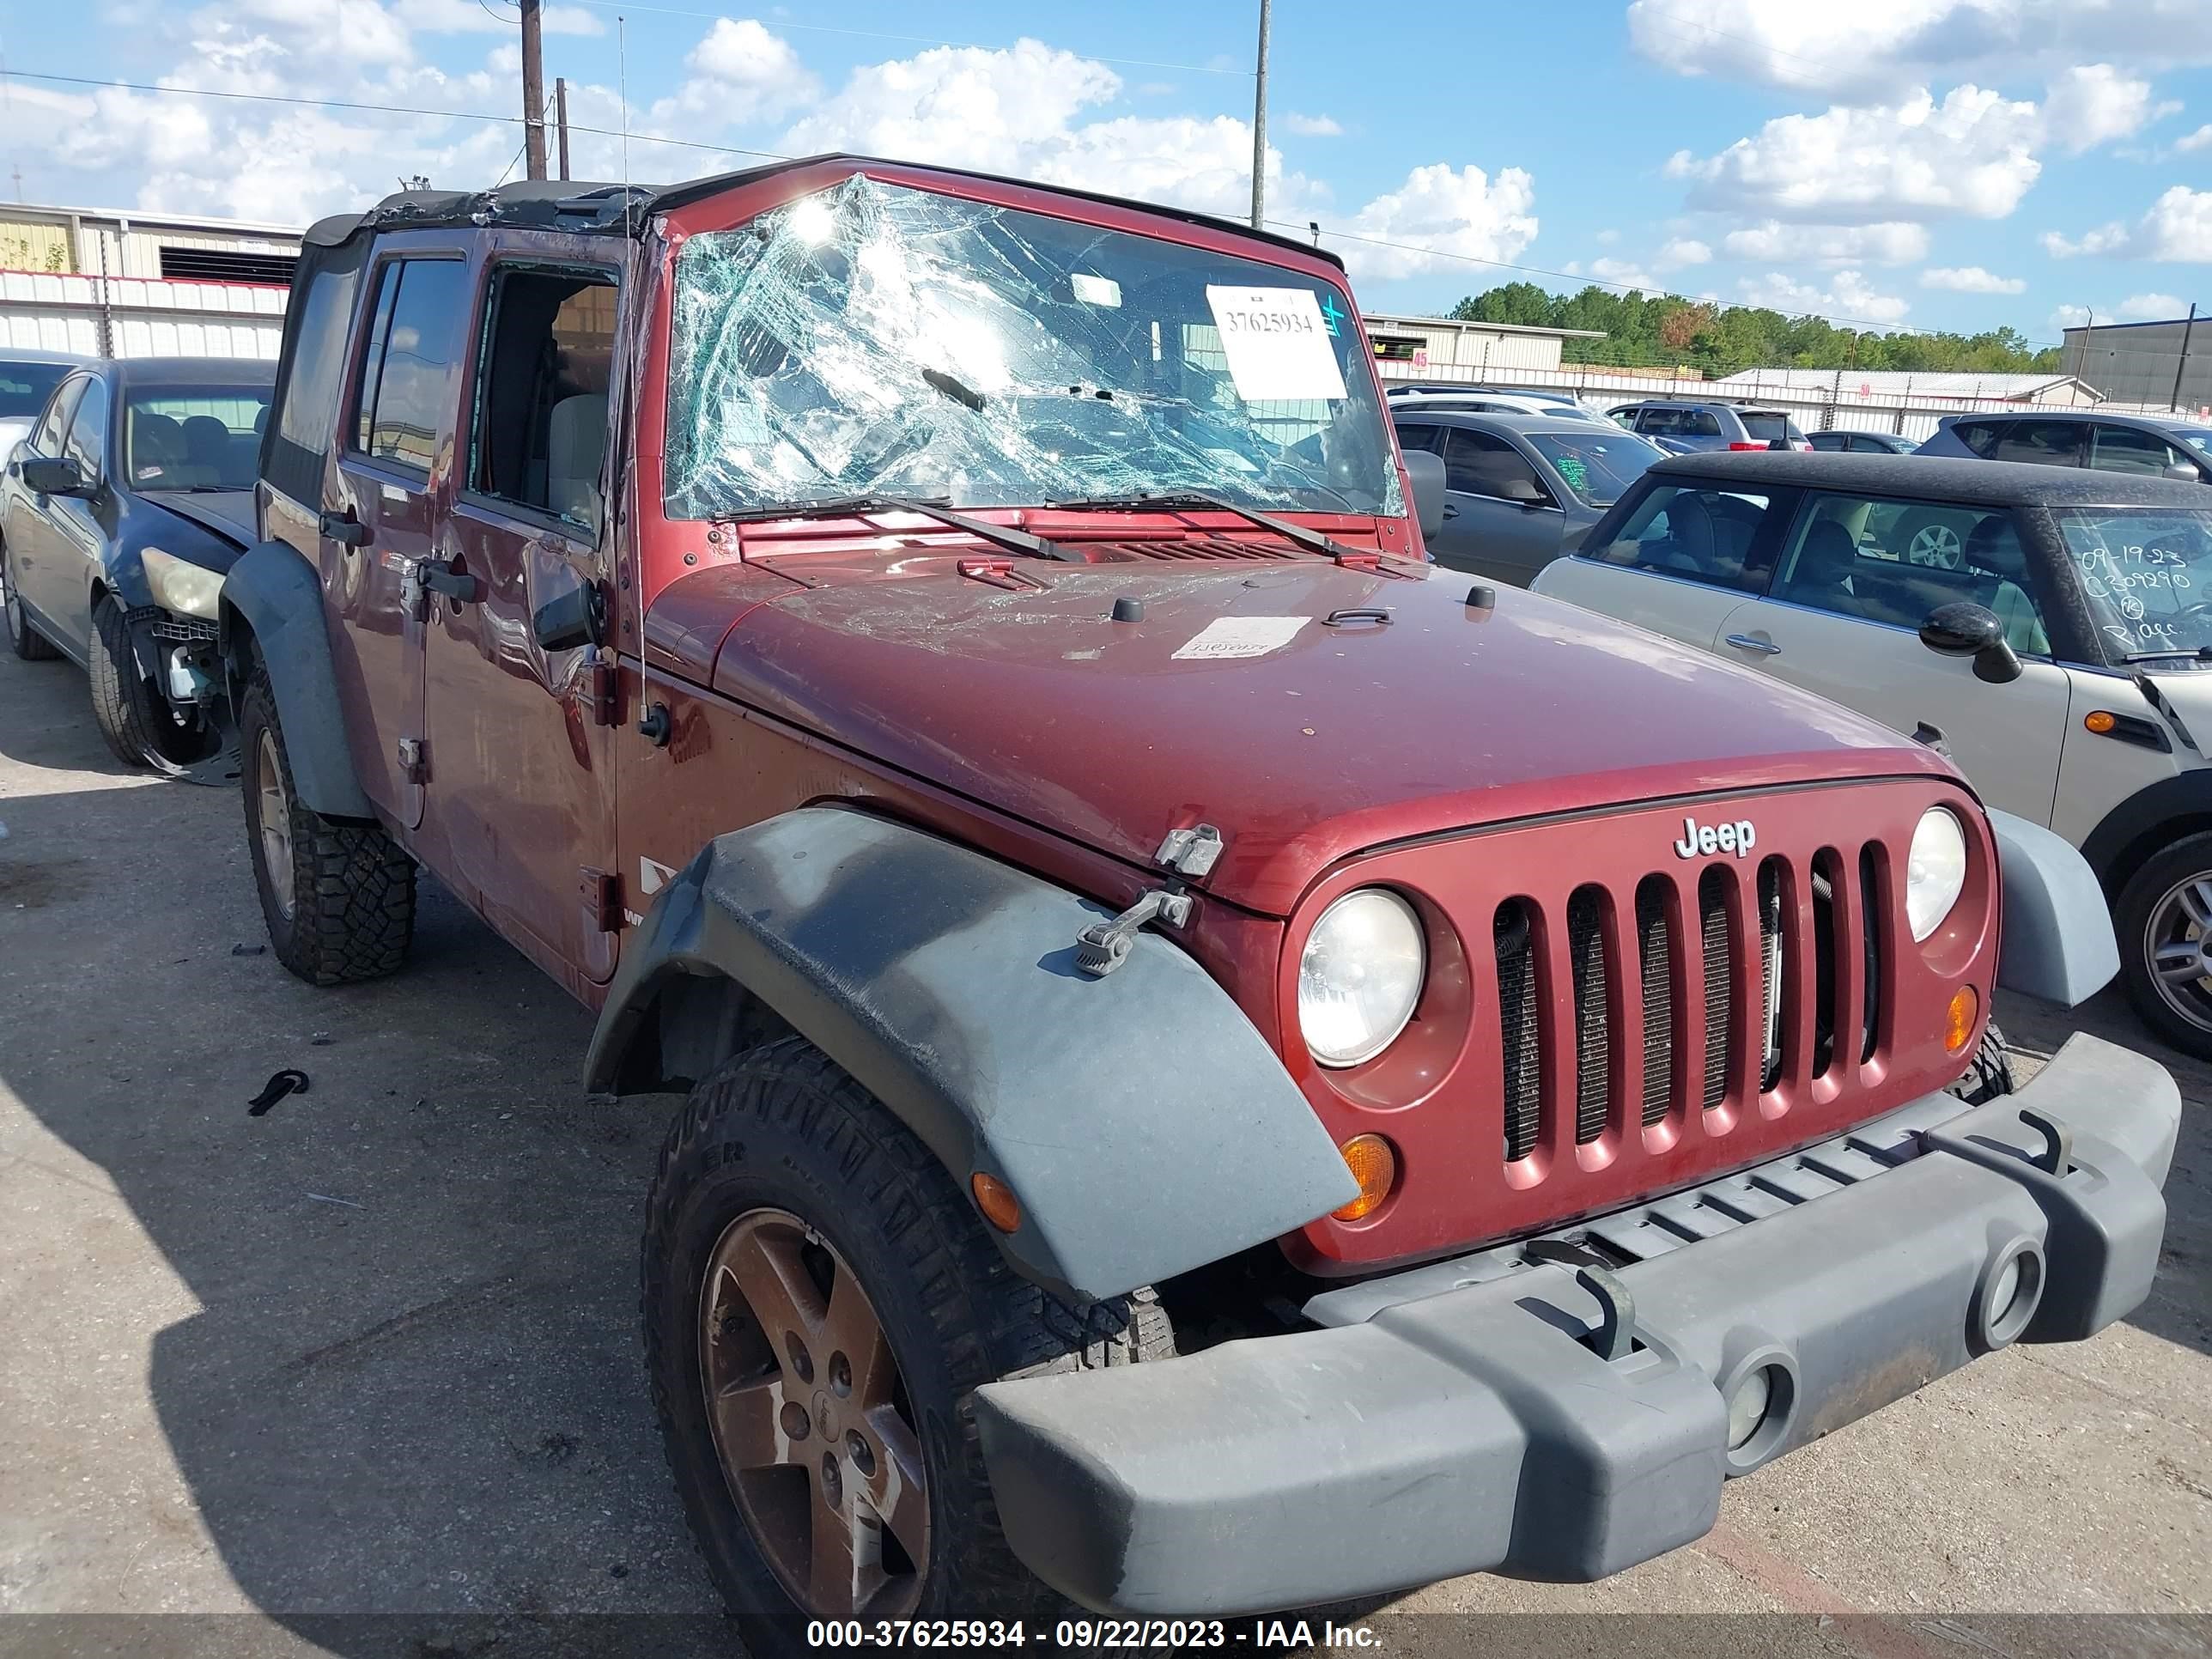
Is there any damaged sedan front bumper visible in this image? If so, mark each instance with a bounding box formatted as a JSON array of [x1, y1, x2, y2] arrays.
[[971, 1033, 2179, 1617]]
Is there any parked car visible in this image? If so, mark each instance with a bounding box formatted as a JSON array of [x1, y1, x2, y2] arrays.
[[1917, 409, 2212, 481], [0, 356, 271, 769], [222, 161, 2171, 1643], [1808, 429, 1918, 454], [1392, 409, 1667, 584], [1611, 399, 1814, 452], [0, 346, 87, 462], [1388, 385, 1612, 423], [1533, 447, 2212, 1056]]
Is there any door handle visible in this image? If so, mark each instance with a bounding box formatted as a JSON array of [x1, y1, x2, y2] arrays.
[[319, 508, 370, 547], [413, 556, 482, 605], [1723, 633, 1782, 656], [1442, 504, 1460, 520]]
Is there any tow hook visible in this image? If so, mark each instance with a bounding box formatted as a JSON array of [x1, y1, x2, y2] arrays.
[[1074, 823, 1225, 976], [1524, 1239, 1638, 1362]]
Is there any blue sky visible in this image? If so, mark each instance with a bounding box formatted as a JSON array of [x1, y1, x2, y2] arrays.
[[3, 0, 2209, 355]]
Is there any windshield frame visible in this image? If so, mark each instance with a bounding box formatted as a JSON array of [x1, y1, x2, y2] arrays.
[[659, 174, 1402, 524]]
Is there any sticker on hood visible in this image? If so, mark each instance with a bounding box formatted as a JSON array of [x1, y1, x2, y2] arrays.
[[1171, 615, 1310, 660]]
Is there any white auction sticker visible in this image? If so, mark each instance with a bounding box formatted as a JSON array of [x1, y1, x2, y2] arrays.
[[1204, 286, 1349, 403], [1171, 615, 1310, 660], [1071, 272, 1122, 307]]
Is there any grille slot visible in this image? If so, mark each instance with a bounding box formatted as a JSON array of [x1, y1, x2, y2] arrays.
[[1496, 900, 1541, 1163], [1635, 878, 1673, 1127], [1568, 886, 1610, 1144], [1812, 850, 1842, 1079], [1698, 867, 1734, 1113], [1759, 857, 1785, 1091], [1860, 844, 1883, 1063]]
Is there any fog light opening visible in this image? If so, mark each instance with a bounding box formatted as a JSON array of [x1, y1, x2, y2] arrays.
[[1977, 1240, 2045, 1351], [1727, 1364, 1778, 1451]]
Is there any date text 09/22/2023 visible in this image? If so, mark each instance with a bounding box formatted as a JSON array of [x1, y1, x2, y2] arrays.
[[804, 1617, 1385, 1649]]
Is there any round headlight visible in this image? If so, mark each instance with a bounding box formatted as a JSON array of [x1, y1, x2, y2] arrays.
[[1906, 806, 1968, 943], [1299, 889, 1425, 1067]]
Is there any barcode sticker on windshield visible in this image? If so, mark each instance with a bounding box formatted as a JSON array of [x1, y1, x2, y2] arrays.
[[1072, 273, 1122, 307], [1171, 615, 1310, 660], [1205, 287, 1349, 403]]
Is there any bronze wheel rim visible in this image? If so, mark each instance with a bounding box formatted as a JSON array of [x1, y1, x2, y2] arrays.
[[255, 729, 295, 921], [699, 1207, 929, 1620]]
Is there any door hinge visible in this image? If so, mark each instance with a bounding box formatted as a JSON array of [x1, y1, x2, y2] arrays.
[[581, 866, 623, 933], [583, 653, 619, 726], [397, 737, 428, 783]]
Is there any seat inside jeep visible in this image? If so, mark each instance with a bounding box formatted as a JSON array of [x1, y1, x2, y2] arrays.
[[471, 269, 617, 532]]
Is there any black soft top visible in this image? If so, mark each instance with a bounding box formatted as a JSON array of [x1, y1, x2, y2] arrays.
[[1652, 450, 2211, 509], [303, 154, 1345, 270]]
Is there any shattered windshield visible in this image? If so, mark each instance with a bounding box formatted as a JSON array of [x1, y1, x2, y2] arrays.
[[664, 175, 1401, 520]]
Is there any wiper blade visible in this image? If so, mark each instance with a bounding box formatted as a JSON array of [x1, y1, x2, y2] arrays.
[[722, 494, 1080, 562], [1044, 489, 1362, 561], [2121, 647, 2212, 663]]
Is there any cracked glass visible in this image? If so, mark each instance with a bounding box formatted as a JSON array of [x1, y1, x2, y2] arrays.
[[664, 175, 1401, 520]]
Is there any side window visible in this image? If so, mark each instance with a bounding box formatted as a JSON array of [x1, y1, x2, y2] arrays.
[[1992, 421, 2085, 466], [1583, 483, 1775, 591], [1689, 410, 1724, 437], [276, 258, 362, 455], [1949, 420, 2005, 458], [62, 377, 109, 483], [2089, 425, 2183, 475], [1442, 428, 1548, 502], [350, 257, 471, 474], [468, 265, 620, 531], [1635, 408, 1676, 435], [1771, 493, 2051, 653], [1393, 423, 1441, 454], [30, 377, 85, 457]]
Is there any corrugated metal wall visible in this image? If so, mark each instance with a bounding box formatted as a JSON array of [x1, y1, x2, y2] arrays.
[[0, 210, 292, 361]]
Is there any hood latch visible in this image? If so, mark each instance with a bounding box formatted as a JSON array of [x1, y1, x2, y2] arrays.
[[1074, 823, 1225, 976]]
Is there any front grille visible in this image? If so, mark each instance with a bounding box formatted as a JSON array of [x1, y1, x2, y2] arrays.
[[1490, 838, 1890, 1169], [151, 615, 219, 643]]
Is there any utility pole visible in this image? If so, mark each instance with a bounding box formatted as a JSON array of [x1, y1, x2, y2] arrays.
[[2171, 302, 2197, 413], [520, 0, 548, 181], [556, 76, 571, 181], [1249, 0, 1270, 230]]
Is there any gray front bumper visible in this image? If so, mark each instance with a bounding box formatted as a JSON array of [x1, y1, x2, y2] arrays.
[[972, 1034, 2179, 1617]]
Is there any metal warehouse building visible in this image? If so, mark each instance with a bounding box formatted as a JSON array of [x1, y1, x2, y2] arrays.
[[0, 204, 297, 361], [1361, 312, 1606, 385], [2063, 313, 2210, 416]]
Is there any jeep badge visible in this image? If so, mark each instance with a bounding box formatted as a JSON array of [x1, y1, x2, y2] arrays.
[[1674, 815, 1757, 859]]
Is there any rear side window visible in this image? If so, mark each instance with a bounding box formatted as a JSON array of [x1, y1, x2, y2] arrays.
[[1949, 420, 2005, 458], [351, 258, 471, 474], [1580, 482, 1776, 592], [264, 236, 367, 509], [1992, 421, 2084, 466], [1636, 407, 1680, 435], [1394, 422, 1441, 454], [1687, 410, 1723, 437]]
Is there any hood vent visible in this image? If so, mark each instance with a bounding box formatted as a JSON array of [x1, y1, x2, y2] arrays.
[[1075, 536, 1310, 565]]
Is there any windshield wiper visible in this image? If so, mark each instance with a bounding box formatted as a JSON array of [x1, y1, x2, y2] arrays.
[[2121, 646, 2212, 663], [1044, 489, 1366, 561], [721, 494, 1080, 562]]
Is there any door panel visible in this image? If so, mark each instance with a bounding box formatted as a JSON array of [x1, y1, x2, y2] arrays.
[[1712, 597, 2070, 823], [9, 375, 88, 647], [1531, 558, 1754, 651], [40, 374, 112, 657]]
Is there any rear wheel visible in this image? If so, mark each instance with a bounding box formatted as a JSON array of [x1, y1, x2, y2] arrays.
[[643, 1036, 1169, 1652], [239, 665, 416, 985], [88, 595, 220, 768], [2116, 833, 2212, 1060], [2, 544, 58, 661]]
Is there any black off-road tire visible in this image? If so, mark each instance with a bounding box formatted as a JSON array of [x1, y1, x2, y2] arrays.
[[239, 665, 416, 986], [1944, 1020, 2016, 1106], [643, 1036, 1170, 1650], [2115, 833, 2212, 1061], [3, 544, 58, 661]]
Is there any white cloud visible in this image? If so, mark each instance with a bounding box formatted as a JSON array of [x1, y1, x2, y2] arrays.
[[1719, 219, 1930, 264], [1334, 163, 1539, 281], [1669, 86, 2041, 223], [2041, 65, 2166, 152], [1566, 257, 1663, 293], [1626, 0, 2212, 96], [1738, 268, 1911, 325], [1656, 236, 1711, 267], [2178, 125, 2212, 153], [1919, 265, 2025, 293], [2044, 185, 2212, 261], [2119, 292, 2189, 320], [1282, 112, 1343, 137], [2051, 304, 2092, 330], [650, 16, 818, 127], [1595, 227, 1620, 245]]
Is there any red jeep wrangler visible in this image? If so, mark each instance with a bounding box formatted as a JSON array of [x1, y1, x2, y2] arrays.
[[222, 156, 2179, 1642]]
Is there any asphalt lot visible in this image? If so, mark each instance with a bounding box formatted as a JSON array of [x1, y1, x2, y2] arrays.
[[0, 640, 2207, 1650]]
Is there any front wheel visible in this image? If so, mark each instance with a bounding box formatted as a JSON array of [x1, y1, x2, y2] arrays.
[[2116, 834, 2212, 1060], [643, 1036, 1169, 1651], [88, 595, 220, 769]]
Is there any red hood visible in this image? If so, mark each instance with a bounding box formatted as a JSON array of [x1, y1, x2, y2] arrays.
[[699, 556, 1955, 915]]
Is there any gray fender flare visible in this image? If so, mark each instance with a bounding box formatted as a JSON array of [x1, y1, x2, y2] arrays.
[[1989, 809, 2119, 1007], [218, 540, 375, 820], [585, 806, 1358, 1302]]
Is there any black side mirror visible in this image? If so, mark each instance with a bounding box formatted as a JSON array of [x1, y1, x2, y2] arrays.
[[532, 579, 605, 652], [19, 454, 87, 496], [1919, 601, 2022, 684], [1402, 449, 1446, 539]]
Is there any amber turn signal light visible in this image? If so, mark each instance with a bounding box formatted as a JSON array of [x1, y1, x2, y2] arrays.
[[1334, 1134, 1399, 1221], [970, 1171, 1022, 1233], [1945, 985, 1979, 1054], [2084, 710, 2118, 734]]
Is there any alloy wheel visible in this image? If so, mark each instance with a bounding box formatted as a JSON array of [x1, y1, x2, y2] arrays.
[[1908, 522, 1964, 569], [698, 1207, 929, 1620], [256, 729, 296, 921], [2145, 873, 2212, 1035]]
